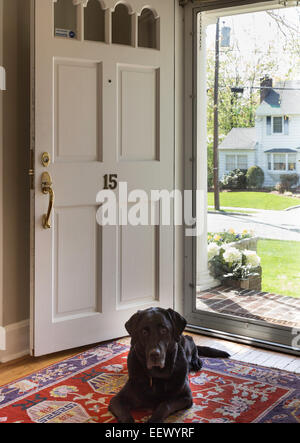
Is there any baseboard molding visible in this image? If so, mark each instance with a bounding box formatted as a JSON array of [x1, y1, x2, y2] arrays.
[[0, 320, 30, 363]]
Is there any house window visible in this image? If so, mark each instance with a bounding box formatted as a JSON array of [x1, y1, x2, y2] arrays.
[[138, 8, 159, 49], [226, 155, 236, 171], [112, 4, 132, 46], [54, 0, 77, 39], [84, 0, 105, 43], [273, 154, 286, 170], [273, 117, 283, 134], [237, 155, 248, 170], [267, 116, 289, 135], [225, 154, 248, 171], [267, 153, 297, 171], [288, 154, 296, 171]]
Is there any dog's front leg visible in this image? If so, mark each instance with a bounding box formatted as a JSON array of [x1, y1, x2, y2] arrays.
[[148, 396, 193, 423], [109, 393, 135, 423]]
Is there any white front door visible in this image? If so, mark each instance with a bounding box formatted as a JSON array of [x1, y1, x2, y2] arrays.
[[31, 0, 175, 356]]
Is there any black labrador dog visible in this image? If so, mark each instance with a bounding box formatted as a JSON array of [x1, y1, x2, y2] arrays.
[[109, 307, 230, 423]]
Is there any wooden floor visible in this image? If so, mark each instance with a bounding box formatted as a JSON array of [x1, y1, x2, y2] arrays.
[[190, 334, 300, 374], [0, 334, 299, 386], [0, 343, 97, 386]]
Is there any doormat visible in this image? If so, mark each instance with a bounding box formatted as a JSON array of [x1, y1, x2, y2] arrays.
[[0, 340, 299, 423]]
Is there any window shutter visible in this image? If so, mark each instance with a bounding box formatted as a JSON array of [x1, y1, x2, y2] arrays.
[[284, 116, 289, 135], [266, 116, 271, 135]]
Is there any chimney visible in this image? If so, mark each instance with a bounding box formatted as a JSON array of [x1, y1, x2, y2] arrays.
[[260, 76, 273, 103]]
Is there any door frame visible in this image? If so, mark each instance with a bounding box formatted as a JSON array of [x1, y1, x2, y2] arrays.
[[29, 0, 35, 354], [183, 0, 300, 355]]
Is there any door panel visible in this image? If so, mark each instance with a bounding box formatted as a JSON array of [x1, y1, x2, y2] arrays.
[[53, 206, 100, 319], [54, 58, 102, 162], [118, 224, 159, 306], [118, 64, 160, 161], [32, 0, 175, 356]]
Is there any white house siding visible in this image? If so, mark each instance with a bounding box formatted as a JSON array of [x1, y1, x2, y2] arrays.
[[256, 114, 300, 186], [257, 114, 300, 150], [217, 82, 300, 187]]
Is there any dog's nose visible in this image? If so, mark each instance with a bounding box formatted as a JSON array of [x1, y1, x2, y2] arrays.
[[149, 349, 160, 360]]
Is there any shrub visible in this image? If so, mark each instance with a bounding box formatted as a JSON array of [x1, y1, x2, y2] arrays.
[[275, 182, 286, 194], [220, 169, 247, 190], [279, 173, 299, 192], [246, 166, 264, 189]]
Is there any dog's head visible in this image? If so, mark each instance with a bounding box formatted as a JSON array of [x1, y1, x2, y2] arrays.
[[125, 307, 187, 371]]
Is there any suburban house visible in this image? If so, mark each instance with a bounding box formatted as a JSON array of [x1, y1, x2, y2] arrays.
[[218, 79, 300, 187]]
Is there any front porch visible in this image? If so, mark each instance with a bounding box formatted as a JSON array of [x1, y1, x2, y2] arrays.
[[197, 286, 300, 329]]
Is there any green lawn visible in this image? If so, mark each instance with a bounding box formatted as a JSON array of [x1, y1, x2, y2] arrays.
[[258, 239, 300, 298], [208, 192, 300, 211]]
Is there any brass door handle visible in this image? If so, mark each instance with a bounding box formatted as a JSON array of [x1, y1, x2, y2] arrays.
[[41, 172, 54, 229]]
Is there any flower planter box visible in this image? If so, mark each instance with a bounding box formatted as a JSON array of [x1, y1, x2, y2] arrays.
[[227, 236, 259, 252], [222, 266, 262, 291]]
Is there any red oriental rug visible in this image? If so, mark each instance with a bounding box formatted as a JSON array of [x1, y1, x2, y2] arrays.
[[0, 340, 299, 423]]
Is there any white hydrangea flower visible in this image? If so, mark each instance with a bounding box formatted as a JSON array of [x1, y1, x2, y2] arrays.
[[223, 247, 242, 264], [208, 242, 220, 260], [243, 250, 261, 268]]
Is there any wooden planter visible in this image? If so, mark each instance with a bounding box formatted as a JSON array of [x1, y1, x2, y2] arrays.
[[222, 267, 262, 291]]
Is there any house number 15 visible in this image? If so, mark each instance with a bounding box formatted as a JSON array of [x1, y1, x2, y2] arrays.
[[104, 174, 118, 190]]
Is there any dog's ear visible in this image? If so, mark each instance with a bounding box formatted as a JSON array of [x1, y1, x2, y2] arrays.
[[125, 311, 141, 337], [166, 309, 187, 342]]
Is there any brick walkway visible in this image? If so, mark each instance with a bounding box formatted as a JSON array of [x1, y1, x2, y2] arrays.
[[197, 286, 300, 329]]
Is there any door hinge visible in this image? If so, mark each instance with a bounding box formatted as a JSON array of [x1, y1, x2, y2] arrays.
[[29, 149, 35, 190]]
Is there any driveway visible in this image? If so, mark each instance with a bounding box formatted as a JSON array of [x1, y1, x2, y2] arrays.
[[207, 206, 300, 241]]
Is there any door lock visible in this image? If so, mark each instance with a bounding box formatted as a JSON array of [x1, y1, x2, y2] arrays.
[[41, 152, 51, 167]]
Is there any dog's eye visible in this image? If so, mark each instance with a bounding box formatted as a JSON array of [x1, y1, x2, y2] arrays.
[[160, 327, 167, 334], [142, 328, 149, 336]]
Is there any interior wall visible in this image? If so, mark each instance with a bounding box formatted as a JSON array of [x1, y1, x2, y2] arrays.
[[0, 0, 3, 327], [1, 0, 30, 327]]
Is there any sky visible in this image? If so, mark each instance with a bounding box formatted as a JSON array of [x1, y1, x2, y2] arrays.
[[206, 6, 300, 83]]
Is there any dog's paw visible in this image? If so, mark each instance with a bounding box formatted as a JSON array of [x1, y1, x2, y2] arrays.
[[190, 357, 203, 372], [119, 416, 135, 424]]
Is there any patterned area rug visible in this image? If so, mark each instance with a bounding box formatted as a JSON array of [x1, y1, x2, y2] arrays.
[[0, 340, 299, 423]]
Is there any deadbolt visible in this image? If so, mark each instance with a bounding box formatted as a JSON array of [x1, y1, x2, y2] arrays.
[[41, 152, 50, 167]]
